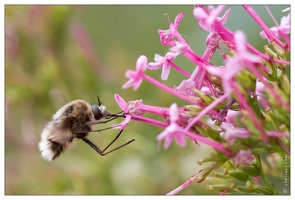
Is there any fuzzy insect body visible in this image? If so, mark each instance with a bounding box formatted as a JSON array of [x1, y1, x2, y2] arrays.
[[38, 99, 109, 161]]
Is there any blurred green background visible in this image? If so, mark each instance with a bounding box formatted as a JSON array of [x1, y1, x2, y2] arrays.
[[5, 5, 288, 194]]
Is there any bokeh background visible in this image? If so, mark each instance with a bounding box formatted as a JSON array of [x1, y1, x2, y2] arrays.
[[5, 5, 288, 194]]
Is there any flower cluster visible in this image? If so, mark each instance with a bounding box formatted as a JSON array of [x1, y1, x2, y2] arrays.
[[114, 5, 290, 195]]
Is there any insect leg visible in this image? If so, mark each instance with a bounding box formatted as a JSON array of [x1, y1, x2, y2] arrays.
[[80, 130, 135, 156], [100, 138, 134, 155], [81, 137, 104, 156], [101, 129, 135, 154], [100, 129, 124, 152]]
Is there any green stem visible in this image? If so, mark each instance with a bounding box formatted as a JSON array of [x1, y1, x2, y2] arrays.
[[255, 154, 278, 194], [260, 172, 278, 194]]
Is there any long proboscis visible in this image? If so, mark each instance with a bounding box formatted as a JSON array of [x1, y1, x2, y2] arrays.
[[90, 112, 126, 125]]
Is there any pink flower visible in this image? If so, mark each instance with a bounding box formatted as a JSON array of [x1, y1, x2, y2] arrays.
[[235, 149, 254, 166], [200, 86, 211, 95], [122, 55, 147, 90], [233, 30, 261, 63], [114, 94, 144, 115], [169, 40, 187, 54], [174, 78, 195, 96], [255, 80, 265, 98], [113, 94, 144, 130], [224, 30, 261, 84], [193, 5, 230, 32], [113, 94, 131, 129], [226, 110, 240, 126], [205, 32, 221, 48], [221, 123, 251, 144], [148, 52, 178, 80], [158, 13, 185, 46], [206, 30, 261, 94], [260, 13, 290, 41], [206, 65, 231, 94], [157, 103, 186, 149], [255, 80, 269, 108]]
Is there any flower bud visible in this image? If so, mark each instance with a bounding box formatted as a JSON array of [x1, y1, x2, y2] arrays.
[[236, 186, 257, 193], [271, 107, 288, 124], [273, 83, 289, 103], [230, 183, 236, 189], [240, 110, 261, 136], [197, 154, 223, 164], [239, 163, 261, 177], [279, 124, 287, 132], [282, 74, 290, 96], [261, 59, 273, 75], [271, 40, 286, 57], [246, 181, 253, 189], [196, 163, 223, 183], [192, 88, 215, 105], [212, 171, 228, 178], [205, 127, 221, 140], [207, 184, 231, 192], [228, 170, 248, 181], [261, 110, 276, 129], [264, 45, 278, 57], [184, 104, 203, 117], [184, 105, 203, 112], [235, 70, 256, 91]]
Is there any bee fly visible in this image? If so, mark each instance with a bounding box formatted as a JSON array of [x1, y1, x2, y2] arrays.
[[38, 97, 134, 161]]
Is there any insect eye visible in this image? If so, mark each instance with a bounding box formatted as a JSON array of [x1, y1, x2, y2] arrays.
[[91, 105, 102, 120]]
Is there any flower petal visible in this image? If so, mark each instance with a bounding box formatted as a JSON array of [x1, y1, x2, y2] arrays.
[[163, 133, 174, 149], [174, 12, 185, 29], [193, 7, 208, 21], [148, 54, 164, 70], [124, 69, 136, 79], [132, 78, 143, 91], [175, 133, 186, 147], [280, 13, 290, 27], [169, 103, 179, 123], [219, 8, 231, 25], [122, 78, 135, 89], [234, 30, 247, 53], [114, 94, 128, 112], [112, 114, 131, 130], [136, 55, 148, 72], [174, 79, 195, 95], [161, 61, 171, 80]]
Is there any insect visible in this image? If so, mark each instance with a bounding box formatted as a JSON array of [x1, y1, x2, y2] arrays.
[[38, 97, 134, 161]]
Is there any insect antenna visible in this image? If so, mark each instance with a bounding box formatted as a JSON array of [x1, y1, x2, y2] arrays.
[[80, 129, 135, 156], [97, 96, 102, 106]]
